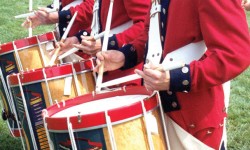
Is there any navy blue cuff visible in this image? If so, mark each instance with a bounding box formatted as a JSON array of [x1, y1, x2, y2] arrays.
[[117, 44, 137, 70], [108, 35, 119, 50], [159, 91, 181, 112], [75, 30, 90, 43], [58, 10, 72, 24], [169, 64, 191, 92], [100, 35, 119, 50]]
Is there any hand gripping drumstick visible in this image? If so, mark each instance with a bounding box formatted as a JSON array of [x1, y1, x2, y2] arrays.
[[58, 31, 106, 60], [95, 0, 114, 93], [99, 62, 185, 88], [48, 11, 78, 66], [99, 40, 206, 88]]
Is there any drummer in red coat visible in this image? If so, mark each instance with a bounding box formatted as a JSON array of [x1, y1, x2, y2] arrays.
[[22, 0, 150, 86], [24, 0, 92, 37], [94, 0, 250, 149]]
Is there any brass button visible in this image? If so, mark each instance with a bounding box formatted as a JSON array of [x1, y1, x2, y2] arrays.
[[110, 40, 116, 46], [182, 80, 189, 86], [167, 91, 173, 95], [66, 15, 71, 19], [189, 124, 195, 128], [207, 130, 212, 135], [163, 8, 166, 14], [171, 102, 177, 108], [161, 22, 164, 28], [130, 46, 135, 51], [182, 67, 189, 73], [83, 31, 88, 36], [161, 36, 164, 42]]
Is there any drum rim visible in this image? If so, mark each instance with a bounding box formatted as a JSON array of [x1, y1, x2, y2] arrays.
[[0, 31, 55, 55], [48, 107, 158, 133], [7, 59, 94, 86], [44, 86, 158, 131]]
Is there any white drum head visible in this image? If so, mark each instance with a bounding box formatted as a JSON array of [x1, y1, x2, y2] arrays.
[[52, 95, 148, 118]]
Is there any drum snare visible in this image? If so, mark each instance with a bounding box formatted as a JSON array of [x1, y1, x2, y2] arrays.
[[7, 59, 96, 150], [43, 86, 168, 150], [0, 31, 59, 138]]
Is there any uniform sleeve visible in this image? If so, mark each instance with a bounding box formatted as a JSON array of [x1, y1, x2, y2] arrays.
[[118, 6, 151, 69], [113, 0, 150, 49], [61, 0, 75, 7], [68, 0, 94, 29], [172, 0, 250, 92]]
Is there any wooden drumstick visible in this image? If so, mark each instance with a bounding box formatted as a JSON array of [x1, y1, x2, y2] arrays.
[[28, 20, 32, 37], [49, 11, 78, 66], [95, 0, 114, 92], [15, 8, 57, 19], [28, 0, 33, 37], [29, 0, 33, 12], [58, 31, 106, 60]]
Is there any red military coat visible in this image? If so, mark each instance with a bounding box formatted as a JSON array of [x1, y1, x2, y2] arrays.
[[69, 0, 150, 47], [122, 0, 250, 149], [66, 0, 150, 84], [61, 0, 76, 7]]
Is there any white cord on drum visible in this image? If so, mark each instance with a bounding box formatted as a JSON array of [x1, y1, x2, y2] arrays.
[[70, 62, 81, 96], [17, 74, 38, 150], [42, 68, 53, 105], [156, 91, 171, 150], [0, 69, 13, 114], [0, 72, 15, 138], [67, 116, 77, 150], [90, 58, 97, 85], [6, 75, 26, 150], [13, 42, 24, 72], [105, 110, 117, 150], [42, 109, 54, 150], [140, 99, 155, 150], [36, 35, 48, 67]]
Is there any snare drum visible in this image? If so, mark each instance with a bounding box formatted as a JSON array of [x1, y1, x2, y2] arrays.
[[0, 31, 59, 137], [43, 86, 168, 150], [7, 59, 96, 150], [0, 31, 59, 73]]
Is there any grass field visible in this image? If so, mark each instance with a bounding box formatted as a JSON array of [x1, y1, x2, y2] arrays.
[[0, 0, 250, 150]]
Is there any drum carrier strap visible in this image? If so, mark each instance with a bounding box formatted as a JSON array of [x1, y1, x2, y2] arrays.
[[91, 0, 101, 36]]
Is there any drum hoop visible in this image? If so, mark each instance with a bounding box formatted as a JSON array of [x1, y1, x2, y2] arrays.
[[44, 86, 158, 131], [0, 42, 14, 55], [8, 60, 93, 86], [8, 71, 92, 87], [0, 32, 55, 55], [48, 107, 158, 133], [0, 40, 56, 56], [8, 127, 21, 137]]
